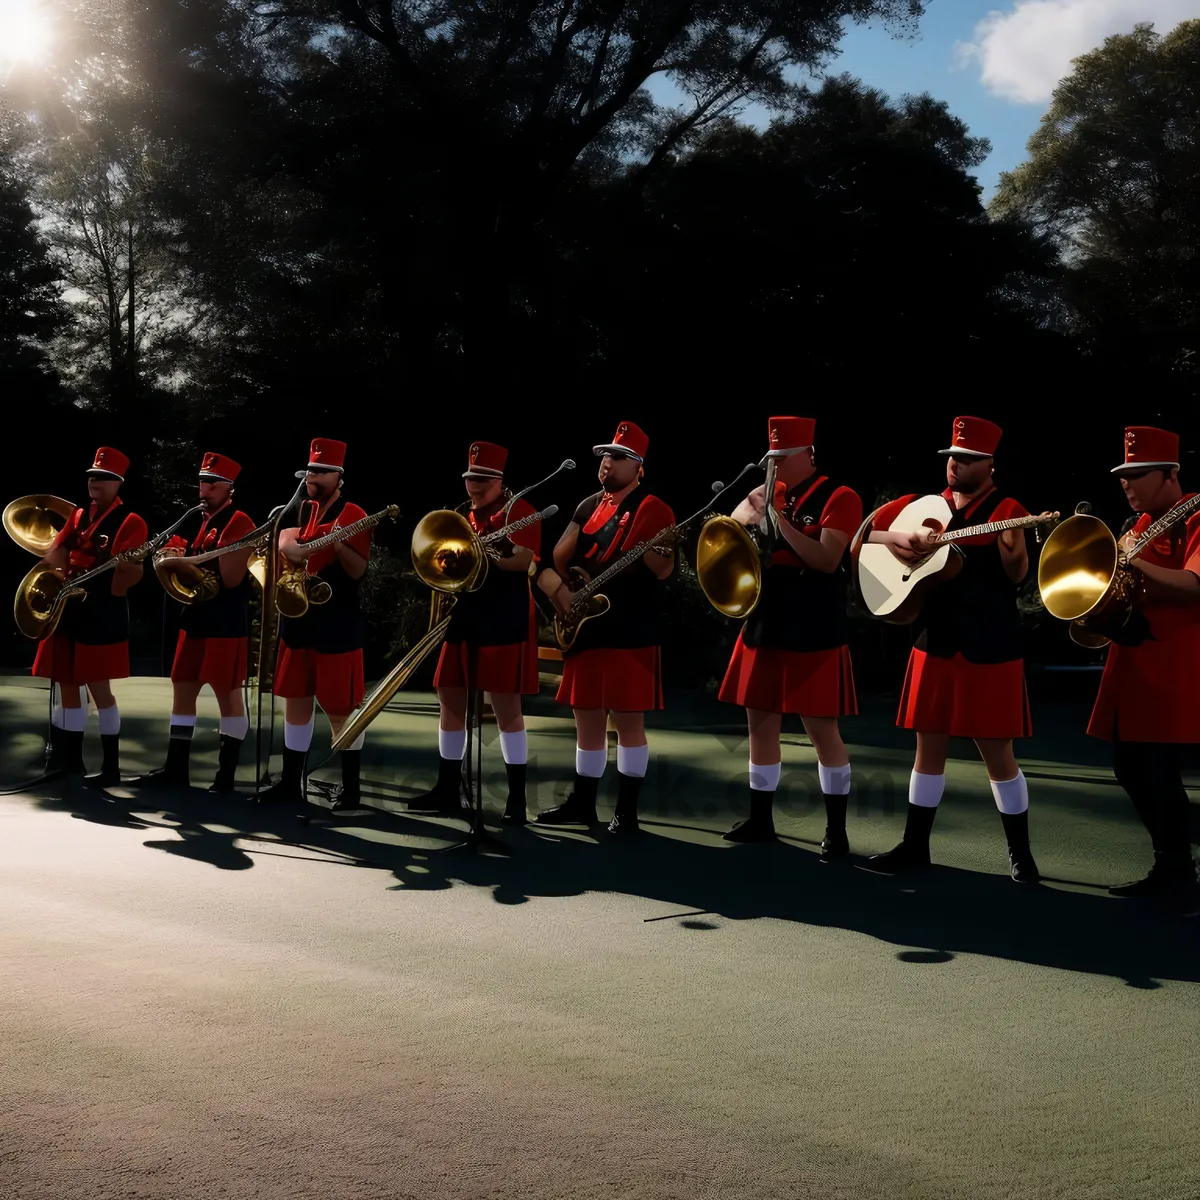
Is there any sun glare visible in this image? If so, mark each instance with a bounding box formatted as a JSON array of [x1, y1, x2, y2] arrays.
[[0, 0, 54, 67]]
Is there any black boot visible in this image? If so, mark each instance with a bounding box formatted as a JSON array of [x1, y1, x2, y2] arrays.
[[535, 774, 600, 825], [209, 735, 244, 793], [84, 734, 122, 789], [864, 803, 937, 872], [501, 762, 528, 826], [62, 728, 86, 776], [128, 735, 192, 789], [820, 794, 850, 861], [1109, 852, 1199, 900], [608, 773, 643, 836], [329, 750, 369, 813], [723, 789, 776, 842], [46, 724, 67, 773], [1000, 809, 1040, 883], [406, 755, 464, 815], [257, 747, 308, 805]]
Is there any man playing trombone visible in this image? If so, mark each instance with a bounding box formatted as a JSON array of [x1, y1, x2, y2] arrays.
[[536, 422, 675, 834], [408, 441, 542, 824], [131, 452, 256, 793], [259, 438, 374, 813], [32, 447, 148, 787]]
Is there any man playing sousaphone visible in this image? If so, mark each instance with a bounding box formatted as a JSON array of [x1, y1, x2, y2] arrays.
[[536, 421, 676, 834], [32, 447, 148, 787], [408, 441, 542, 824], [1087, 426, 1200, 909], [259, 438, 374, 814], [130, 452, 257, 793]]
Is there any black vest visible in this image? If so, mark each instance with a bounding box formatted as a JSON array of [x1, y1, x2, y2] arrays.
[[742, 476, 850, 653], [568, 490, 663, 652], [60, 503, 133, 646], [914, 491, 1024, 664], [444, 499, 533, 647], [179, 505, 253, 640], [278, 497, 365, 654]]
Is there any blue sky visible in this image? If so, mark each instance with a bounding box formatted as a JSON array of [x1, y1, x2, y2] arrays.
[[643, 0, 1200, 201]]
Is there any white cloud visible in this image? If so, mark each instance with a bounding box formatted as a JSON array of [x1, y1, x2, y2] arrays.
[[955, 1, 1200, 104]]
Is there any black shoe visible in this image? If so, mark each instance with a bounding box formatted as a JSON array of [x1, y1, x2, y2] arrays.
[[723, 789, 776, 842], [257, 747, 308, 805], [128, 734, 192, 789], [209, 735, 244, 793], [84, 734, 122, 789], [328, 750, 371, 813], [607, 773, 643, 836], [1000, 809, 1040, 883], [820, 793, 850, 861], [864, 803, 937, 873], [1109, 857, 1198, 899], [501, 762, 528, 826], [406, 755, 464, 815], [536, 774, 600, 825]]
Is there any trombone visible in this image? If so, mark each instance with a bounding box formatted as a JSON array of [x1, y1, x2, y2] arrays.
[[330, 459, 574, 751]]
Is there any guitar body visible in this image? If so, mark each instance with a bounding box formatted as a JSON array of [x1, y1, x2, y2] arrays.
[[554, 567, 612, 651], [852, 495, 963, 624]]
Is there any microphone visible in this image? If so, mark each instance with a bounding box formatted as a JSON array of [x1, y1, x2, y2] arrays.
[[294, 471, 308, 479], [712, 481, 724, 493], [562, 459, 576, 470], [543, 504, 559, 517], [1075, 501, 1093, 515]]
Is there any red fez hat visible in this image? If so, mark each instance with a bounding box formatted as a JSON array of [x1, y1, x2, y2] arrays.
[[765, 416, 815, 458], [307, 438, 346, 472], [938, 416, 1002, 458], [86, 446, 129, 481], [463, 441, 507, 479], [1112, 426, 1180, 475], [593, 421, 648, 463], [198, 451, 241, 483]]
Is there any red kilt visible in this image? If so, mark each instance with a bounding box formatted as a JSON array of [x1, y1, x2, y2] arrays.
[[171, 631, 249, 692], [33, 635, 128, 685], [274, 645, 364, 715], [898, 648, 1032, 740], [719, 633, 857, 717], [557, 647, 663, 712], [434, 608, 539, 695], [1087, 626, 1200, 743]]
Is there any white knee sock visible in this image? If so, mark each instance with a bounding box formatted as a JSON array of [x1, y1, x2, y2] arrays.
[[749, 761, 782, 792], [818, 762, 851, 796], [990, 770, 1029, 815], [575, 747, 607, 778], [616, 743, 649, 778], [62, 706, 87, 733], [284, 715, 315, 752], [499, 730, 527, 765], [51, 705, 65, 729], [96, 705, 120, 736], [439, 727, 467, 761], [909, 770, 945, 808], [220, 715, 250, 741], [169, 713, 197, 739]]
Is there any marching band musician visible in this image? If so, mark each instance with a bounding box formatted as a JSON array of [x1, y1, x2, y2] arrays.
[[536, 422, 676, 834], [259, 438, 374, 814], [408, 441, 542, 825], [717, 417, 862, 852], [130, 453, 256, 793], [32, 447, 148, 786], [863, 416, 1040, 883], [1088, 427, 1200, 909]]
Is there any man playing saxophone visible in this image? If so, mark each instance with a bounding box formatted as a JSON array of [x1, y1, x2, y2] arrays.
[[32, 447, 148, 786], [1088, 426, 1200, 909], [131, 452, 257, 793], [259, 438, 374, 813]]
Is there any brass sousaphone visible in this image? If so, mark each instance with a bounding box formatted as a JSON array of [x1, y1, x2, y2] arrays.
[[3, 494, 77, 555]]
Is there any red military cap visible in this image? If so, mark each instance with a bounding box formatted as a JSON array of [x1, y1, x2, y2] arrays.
[[85, 446, 129, 481], [463, 441, 507, 479], [593, 421, 648, 464], [765, 416, 815, 458], [307, 438, 346, 473], [198, 451, 241, 483], [1111, 426, 1180, 474], [938, 415, 1002, 459]]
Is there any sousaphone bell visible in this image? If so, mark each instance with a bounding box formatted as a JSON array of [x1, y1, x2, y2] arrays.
[[3, 494, 76, 555]]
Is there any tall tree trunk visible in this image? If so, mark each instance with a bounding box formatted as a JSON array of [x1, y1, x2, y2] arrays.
[[126, 219, 136, 404]]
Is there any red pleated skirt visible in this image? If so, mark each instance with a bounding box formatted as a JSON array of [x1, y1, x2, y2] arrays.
[[557, 646, 664, 712], [171, 632, 249, 692], [718, 633, 857, 716], [1088, 628, 1200, 743], [33, 635, 129, 685], [274, 646, 364, 715], [434, 637, 539, 695], [897, 648, 1032, 740]]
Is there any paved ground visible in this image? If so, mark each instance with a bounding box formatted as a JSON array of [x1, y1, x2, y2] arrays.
[[1, 676, 1197, 1200]]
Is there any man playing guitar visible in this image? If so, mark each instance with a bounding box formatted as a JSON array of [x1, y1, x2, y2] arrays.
[[863, 416, 1040, 882], [536, 422, 675, 834], [1088, 426, 1200, 910], [259, 438, 374, 814]]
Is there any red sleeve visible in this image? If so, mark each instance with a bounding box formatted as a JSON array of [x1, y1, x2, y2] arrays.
[[218, 510, 257, 547], [627, 495, 675, 546], [1184, 513, 1200, 578], [820, 486, 863, 539], [51, 509, 83, 550], [503, 498, 541, 560], [112, 513, 148, 554], [871, 494, 919, 531], [992, 497, 1030, 521]]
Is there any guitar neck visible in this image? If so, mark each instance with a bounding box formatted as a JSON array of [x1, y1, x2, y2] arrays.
[[1127, 493, 1200, 562], [576, 525, 676, 603], [935, 513, 1049, 545], [302, 508, 388, 553]]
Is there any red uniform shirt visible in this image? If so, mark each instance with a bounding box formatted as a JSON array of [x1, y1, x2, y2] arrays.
[[52, 498, 149, 575], [769, 476, 862, 567], [873, 488, 1029, 541], [468, 496, 541, 560], [1127, 498, 1200, 640], [581, 490, 674, 563], [300, 499, 373, 572]]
